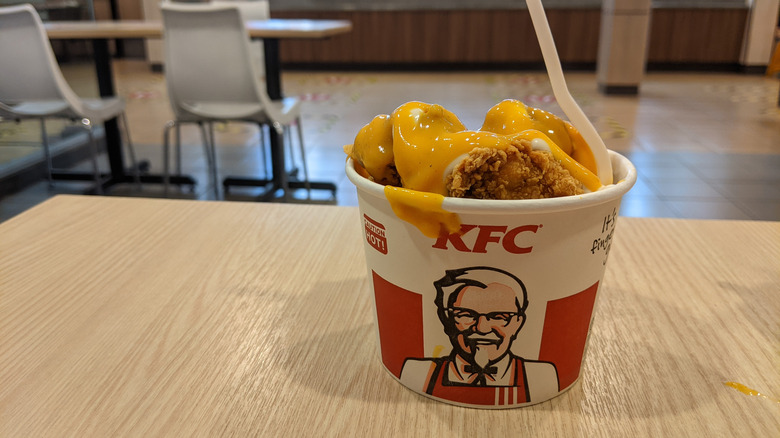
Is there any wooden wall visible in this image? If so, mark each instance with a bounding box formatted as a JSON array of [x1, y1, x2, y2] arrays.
[[647, 8, 749, 64], [51, 4, 750, 68], [273, 8, 749, 68], [273, 9, 601, 67]]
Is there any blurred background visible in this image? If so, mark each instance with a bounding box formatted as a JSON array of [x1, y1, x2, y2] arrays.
[[1, 0, 778, 221]]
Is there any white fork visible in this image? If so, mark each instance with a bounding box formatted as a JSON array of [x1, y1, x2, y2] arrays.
[[526, 0, 614, 185]]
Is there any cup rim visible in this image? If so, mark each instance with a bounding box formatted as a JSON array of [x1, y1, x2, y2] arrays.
[[346, 150, 637, 214]]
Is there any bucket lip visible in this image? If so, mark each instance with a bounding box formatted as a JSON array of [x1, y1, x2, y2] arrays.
[[346, 150, 637, 214]]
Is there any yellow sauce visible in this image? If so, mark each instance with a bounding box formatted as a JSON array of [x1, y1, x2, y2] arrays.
[[481, 99, 573, 153], [481, 99, 598, 175], [391, 102, 510, 195], [348, 100, 604, 237], [384, 185, 461, 238], [565, 123, 598, 175], [724, 382, 780, 403], [509, 130, 602, 193], [349, 114, 396, 185]]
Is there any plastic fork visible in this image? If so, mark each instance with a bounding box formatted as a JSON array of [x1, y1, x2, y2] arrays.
[[526, 0, 613, 185]]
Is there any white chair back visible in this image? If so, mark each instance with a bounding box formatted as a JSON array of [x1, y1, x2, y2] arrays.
[[0, 4, 82, 111], [161, 2, 272, 121], [214, 0, 269, 75]]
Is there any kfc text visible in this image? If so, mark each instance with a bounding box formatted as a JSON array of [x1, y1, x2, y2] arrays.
[[432, 224, 540, 254]]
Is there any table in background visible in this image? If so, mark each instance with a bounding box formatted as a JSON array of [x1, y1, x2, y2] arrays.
[[45, 19, 352, 199], [1, 195, 777, 436]]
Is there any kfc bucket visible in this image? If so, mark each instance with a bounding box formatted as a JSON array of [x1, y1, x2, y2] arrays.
[[346, 151, 636, 408]]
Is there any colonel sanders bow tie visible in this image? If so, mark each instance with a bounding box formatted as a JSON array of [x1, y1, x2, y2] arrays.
[[463, 364, 499, 386]]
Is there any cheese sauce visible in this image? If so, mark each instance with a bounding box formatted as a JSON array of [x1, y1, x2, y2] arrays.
[[348, 100, 604, 237], [384, 186, 460, 238]]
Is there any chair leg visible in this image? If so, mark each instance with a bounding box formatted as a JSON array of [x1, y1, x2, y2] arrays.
[[199, 122, 220, 200], [81, 118, 103, 195], [39, 118, 53, 188], [257, 123, 268, 178], [119, 112, 140, 187], [209, 122, 220, 199], [284, 125, 295, 172], [163, 120, 176, 197], [295, 117, 311, 197], [210, 123, 220, 199], [175, 123, 182, 177]]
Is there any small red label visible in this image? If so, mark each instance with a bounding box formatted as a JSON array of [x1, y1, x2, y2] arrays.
[[364, 215, 388, 255]]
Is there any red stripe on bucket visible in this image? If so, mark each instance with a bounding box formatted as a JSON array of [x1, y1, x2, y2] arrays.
[[538, 282, 599, 390], [372, 271, 424, 378]]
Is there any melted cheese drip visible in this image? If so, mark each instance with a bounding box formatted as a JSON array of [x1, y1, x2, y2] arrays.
[[482, 99, 573, 152], [565, 122, 598, 176], [384, 185, 461, 238], [387, 102, 515, 236], [482, 99, 598, 175], [510, 130, 602, 193], [348, 114, 396, 184], [392, 104, 514, 195]]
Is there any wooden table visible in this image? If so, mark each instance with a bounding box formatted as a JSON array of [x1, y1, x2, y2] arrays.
[[44, 19, 352, 198], [1, 195, 778, 436]]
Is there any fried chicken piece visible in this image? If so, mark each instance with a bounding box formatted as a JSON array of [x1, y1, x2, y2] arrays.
[[446, 138, 584, 199]]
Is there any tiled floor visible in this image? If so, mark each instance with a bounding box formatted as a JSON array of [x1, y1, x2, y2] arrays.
[[1, 60, 779, 222]]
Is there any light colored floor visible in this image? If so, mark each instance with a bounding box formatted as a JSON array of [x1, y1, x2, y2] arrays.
[[1, 59, 779, 221]]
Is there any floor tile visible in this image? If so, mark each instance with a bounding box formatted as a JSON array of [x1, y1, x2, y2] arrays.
[[621, 176, 659, 199], [709, 181, 780, 201], [666, 199, 753, 220], [618, 199, 678, 218], [733, 199, 780, 222], [635, 163, 704, 181], [648, 180, 723, 199], [691, 160, 780, 182]]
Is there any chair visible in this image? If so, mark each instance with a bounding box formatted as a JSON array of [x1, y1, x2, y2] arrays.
[[160, 2, 309, 199], [208, 0, 272, 175], [0, 3, 138, 193]]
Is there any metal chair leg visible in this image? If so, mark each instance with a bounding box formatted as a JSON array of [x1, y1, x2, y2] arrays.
[[197, 121, 211, 192], [119, 112, 140, 187], [295, 117, 311, 197], [39, 118, 53, 188], [210, 123, 220, 200], [209, 122, 220, 200], [199, 122, 220, 200], [81, 118, 103, 195], [257, 123, 268, 178], [284, 125, 295, 173], [175, 123, 182, 177], [163, 120, 176, 197]]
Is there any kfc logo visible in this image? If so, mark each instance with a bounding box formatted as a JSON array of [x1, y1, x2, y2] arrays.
[[432, 224, 541, 254], [364, 215, 388, 254]]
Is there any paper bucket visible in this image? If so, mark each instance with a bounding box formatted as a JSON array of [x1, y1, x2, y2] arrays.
[[347, 150, 636, 408]]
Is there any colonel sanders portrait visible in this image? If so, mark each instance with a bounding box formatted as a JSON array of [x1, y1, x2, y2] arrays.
[[400, 267, 559, 402]]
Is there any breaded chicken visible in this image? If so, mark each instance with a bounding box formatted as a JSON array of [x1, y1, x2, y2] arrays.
[[446, 138, 584, 199]]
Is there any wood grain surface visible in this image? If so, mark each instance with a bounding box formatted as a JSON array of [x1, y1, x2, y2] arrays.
[[1, 195, 778, 437]]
